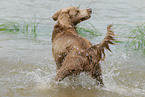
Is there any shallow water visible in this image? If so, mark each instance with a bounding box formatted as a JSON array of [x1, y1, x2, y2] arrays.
[[0, 0, 145, 97]]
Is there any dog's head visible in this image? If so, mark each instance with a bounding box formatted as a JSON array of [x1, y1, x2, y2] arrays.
[[52, 7, 92, 26]]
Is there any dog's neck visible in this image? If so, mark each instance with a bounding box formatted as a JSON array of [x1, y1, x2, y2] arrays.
[[57, 21, 76, 30], [52, 22, 78, 42]]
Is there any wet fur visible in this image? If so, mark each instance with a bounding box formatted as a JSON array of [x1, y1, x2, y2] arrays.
[[52, 7, 115, 86]]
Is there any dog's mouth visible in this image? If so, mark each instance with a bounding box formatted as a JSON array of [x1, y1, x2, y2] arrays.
[[80, 16, 91, 21], [80, 8, 92, 21]]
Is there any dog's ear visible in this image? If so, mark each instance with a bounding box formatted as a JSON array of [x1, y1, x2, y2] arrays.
[[52, 9, 62, 21], [52, 8, 73, 27], [58, 12, 71, 26]]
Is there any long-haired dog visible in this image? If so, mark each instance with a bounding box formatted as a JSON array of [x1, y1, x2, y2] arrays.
[[51, 7, 115, 86]]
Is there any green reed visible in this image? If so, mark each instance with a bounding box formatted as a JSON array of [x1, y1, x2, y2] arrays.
[[0, 16, 40, 39], [125, 23, 145, 51], [2, 17, 144, 52], [0, 21, 20, 33], [22, 16, 40, 38], [76, 22, 101, 38]]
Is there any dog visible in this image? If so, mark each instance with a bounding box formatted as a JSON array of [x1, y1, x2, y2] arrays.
[[51, 7, 115, 86]]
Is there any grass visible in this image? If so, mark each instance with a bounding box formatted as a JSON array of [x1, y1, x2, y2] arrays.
[[0, 17, 145, 52], [125, 23, 145, 51], [77, 23, 145, 53], [0, 18, 101, 39], [0, 16, 40, 39], [24, 16, 40, 38], [0, 21, 20, 33], [76, 22, 101, 38]]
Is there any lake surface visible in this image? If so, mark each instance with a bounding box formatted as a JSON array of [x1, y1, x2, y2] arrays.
[[0, 0, 145, 97]]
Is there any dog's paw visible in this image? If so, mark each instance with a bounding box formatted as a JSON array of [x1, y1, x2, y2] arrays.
[[55, 75, 63, 82]]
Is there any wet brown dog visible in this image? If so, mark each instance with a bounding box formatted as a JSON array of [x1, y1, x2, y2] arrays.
[[52, 7, 115, 86]]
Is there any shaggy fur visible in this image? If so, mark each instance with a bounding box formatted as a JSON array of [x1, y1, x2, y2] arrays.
[[51, 7, 115, 86]]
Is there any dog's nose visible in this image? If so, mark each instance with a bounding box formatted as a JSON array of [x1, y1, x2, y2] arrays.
[[88, 8, 92, 13]]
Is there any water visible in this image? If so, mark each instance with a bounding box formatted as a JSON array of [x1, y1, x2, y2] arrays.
[[0, 0, 145, 97]]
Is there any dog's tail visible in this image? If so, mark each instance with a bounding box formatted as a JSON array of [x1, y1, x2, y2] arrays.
[[86, 24, 115, 65]]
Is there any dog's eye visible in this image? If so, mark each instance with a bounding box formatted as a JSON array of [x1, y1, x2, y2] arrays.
[[77, 10, 79, 13], [75, 10, 79, 15]]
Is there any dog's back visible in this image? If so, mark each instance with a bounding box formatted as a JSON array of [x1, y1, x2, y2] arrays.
[[52, 23, 92, 69]]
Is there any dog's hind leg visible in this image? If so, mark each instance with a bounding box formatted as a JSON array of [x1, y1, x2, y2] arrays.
[[90, 63, 104, 87], [55, 56, 85, 82]]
